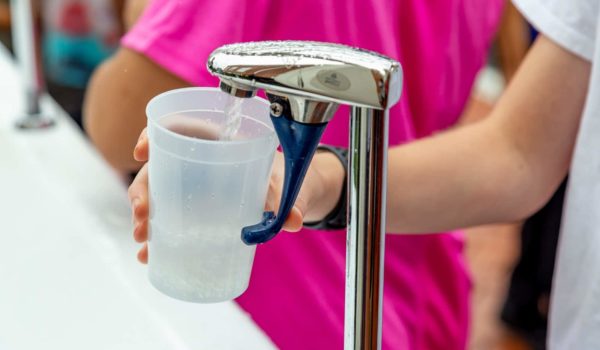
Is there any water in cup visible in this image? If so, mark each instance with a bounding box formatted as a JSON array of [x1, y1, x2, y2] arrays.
[[150, 220, 257, 302]]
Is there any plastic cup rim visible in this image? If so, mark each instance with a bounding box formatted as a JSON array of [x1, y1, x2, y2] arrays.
[[146, 87, 275, 147]]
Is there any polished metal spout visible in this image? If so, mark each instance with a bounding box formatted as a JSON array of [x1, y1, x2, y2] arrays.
[[218, 79, 256, 98], [208, 41, 401, 110]]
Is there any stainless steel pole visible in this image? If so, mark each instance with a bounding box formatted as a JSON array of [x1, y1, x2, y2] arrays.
[[10, 0, 54, 128], [345, 107, 389, 350]]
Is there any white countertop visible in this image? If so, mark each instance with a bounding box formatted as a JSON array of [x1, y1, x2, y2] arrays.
[[0, 45, 275, 350]]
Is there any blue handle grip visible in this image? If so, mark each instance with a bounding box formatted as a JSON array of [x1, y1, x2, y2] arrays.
[[241, 112, 326, 245]]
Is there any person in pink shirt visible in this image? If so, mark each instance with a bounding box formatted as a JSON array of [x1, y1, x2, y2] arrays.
[[85, 1, 504, 348]]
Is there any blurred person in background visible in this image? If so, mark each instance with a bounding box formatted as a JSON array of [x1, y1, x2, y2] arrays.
[[0, 1, 9, 44], [0, 0, 126, 128], [85, 0, 505, 349], [0, 0, 147, 135], [41, 0, 123, 128]]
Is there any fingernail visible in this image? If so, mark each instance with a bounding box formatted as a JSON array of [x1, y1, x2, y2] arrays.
[[133, 145, 141, 160]]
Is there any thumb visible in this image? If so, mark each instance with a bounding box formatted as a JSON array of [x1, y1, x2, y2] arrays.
[[282, 195, 308, 232]]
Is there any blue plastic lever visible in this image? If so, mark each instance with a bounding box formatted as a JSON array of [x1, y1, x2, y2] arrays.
[[241, 112, 327, 245]]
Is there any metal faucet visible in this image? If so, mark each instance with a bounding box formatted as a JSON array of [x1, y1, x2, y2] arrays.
[[10, 0, 54, 129], [208, 41, 402, 350]]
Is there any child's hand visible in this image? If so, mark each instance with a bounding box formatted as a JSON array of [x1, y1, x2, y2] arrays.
[[127, 128, 344, 264], [128, 129, 151, 263]]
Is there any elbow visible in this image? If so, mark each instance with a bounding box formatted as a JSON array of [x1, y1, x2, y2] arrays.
[[483, 115, 574, 225], [506, 185, 557, 223], [498, 163, 569, 224]]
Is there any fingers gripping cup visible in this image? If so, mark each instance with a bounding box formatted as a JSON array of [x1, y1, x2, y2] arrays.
[[146, 88, 277, 303]]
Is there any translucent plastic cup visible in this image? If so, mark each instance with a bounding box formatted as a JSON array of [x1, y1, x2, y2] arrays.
[[146, 87, 277, 303]]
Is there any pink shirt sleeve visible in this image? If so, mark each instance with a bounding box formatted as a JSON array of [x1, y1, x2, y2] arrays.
[[121, 0, 266, 85]]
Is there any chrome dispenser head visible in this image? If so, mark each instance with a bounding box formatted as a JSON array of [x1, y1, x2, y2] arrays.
[[208, 41, 402, 111]]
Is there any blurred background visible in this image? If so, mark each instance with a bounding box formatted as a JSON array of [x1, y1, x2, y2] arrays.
[[0, 1, 561, 349]]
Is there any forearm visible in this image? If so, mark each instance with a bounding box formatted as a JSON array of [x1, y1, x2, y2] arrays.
[[386, 120, 543, 232], [385, 36, 589, 233]]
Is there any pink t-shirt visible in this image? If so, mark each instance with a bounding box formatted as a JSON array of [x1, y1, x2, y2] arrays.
[[123, 1, 503, 349]]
